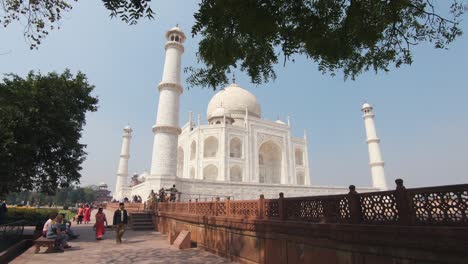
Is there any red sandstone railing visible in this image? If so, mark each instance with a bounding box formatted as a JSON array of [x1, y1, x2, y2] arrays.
[[157, 179, 468, 226]]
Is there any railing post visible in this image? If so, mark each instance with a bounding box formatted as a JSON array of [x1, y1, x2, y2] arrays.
[[195, 198, 198, 215], [348, 185, 361, 224], [258, 194, 265, 219], [279, 192, 285, 221], [226, 197, 231, 218], [188, 199, 191, 214], [177, 192, 181, 202], [395, 179, 413, 225], [215, 197, 220, 216]]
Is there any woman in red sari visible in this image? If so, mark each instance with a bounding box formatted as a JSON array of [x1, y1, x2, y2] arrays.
[[95, 208, 107, 240], [83, 204, 91, 224]]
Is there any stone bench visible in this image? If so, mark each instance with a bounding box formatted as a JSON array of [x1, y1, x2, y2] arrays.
[[33, 237, 55, 253]]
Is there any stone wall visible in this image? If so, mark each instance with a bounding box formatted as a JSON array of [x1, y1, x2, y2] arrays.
[[156, 211, 468, 264], [154, 181, 468, 263]]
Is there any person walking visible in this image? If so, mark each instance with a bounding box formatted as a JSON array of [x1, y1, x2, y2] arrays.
[[77, 204, 84, 224], [83, 204, 92, 224], [113, 203, 128, 244], [95, 208, 108, 240]]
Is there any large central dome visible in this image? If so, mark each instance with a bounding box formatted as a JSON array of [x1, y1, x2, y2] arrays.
[[207, 83, 261, 120]]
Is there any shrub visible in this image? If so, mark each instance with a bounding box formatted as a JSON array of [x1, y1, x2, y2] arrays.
[[4, 207, 59, 226]]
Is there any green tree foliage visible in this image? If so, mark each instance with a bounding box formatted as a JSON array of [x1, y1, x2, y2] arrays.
[[5, 185, 101, 206], [1, 1, 464, 88], [189, 0, 465, 88], [0, 70, 98, 196]]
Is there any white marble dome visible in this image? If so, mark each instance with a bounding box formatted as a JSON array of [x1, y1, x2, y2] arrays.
[[361, 102, 372, 109], [207, 83, 261, 119], [138, 171, 149, 182]]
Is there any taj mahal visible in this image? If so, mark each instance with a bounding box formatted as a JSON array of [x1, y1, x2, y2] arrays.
[[113, 27, 387, 201]]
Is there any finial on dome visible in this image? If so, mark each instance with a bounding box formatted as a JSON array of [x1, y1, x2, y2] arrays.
[[232, 73, 236, 84]]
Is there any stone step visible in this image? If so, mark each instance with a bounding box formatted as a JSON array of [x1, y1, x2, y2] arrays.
[[133, 226, 154, 231]]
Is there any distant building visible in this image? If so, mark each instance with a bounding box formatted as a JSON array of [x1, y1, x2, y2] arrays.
[[96, 182, 112, 203]]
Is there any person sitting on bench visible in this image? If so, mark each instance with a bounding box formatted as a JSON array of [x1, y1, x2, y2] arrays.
[[42, 212, 58, 237], [46, 214, 71, 251], [59, 213, 79, 239]]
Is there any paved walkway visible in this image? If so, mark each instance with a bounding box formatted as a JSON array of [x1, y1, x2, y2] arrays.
[[12, 210, 234, 264]]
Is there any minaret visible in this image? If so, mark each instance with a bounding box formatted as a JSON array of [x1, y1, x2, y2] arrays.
[[361, 103, 388, 190], [114, 125, 132, 199], [150, 27, 186, 181]]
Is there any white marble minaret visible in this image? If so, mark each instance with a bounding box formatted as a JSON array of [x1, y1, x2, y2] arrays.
[[361, 103, 388, 190], [114, 125, 132, 199], [149, 27, 186, 185]]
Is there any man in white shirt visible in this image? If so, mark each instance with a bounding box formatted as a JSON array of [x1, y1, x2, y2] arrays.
[[42, 212, 58, 237]]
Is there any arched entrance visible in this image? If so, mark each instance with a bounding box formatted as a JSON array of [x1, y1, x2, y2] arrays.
[[258, 141, 282, 184]]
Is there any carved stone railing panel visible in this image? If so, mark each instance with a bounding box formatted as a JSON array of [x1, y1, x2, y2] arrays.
[[285, 198, 324, 222], [264, 200, 279, 218], [359, 192, 399, 224], [177, 203, 188, 213], [410, 189, 468, 225], [217, 201, 227, 216], [338, 197, 351, 223], [229, 200, 259, 218], [156, 182, 468, 227], [197, 202, 215, 216]]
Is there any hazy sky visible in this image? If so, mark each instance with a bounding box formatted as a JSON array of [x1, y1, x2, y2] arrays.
[[1, 1, 467, 192]]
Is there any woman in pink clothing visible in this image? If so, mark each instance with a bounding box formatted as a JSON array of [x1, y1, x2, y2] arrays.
[[83, 204, 92, 224], [95, 208, 107, 240]]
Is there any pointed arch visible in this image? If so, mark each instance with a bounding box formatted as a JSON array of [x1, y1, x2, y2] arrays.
[[295, 148, 304, 166], [230, 165, 243, 182], [190, 167, 195, 178], [177, 147, 184, 177], [258, 141, 282, 184], [203, 164, 218, 181], [190, 141, 196, 160], [229, 137, 242, 158], [204, 136, 218, 158], [296, 171, 305, 185]]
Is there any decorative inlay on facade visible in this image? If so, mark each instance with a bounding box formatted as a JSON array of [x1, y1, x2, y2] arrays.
[[158, 82, 183, 94], [152, 125, 182, 135], [257, 133, 283, 147], [165, 41, 184, 52]]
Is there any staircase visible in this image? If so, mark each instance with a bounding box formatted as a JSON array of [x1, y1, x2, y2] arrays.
[[130, 212, 154, 231]]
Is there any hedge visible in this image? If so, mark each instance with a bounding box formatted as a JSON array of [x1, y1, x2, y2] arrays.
[[4, 207, 59, 226]]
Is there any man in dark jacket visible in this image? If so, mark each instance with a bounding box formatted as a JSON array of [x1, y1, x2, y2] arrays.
[[113, 203, 128, 244]]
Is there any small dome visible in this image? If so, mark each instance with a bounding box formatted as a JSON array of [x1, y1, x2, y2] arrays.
[[207, 83, 261, 120], [138, 171, 149, 182], [361, 102, 372, 110], [165, 26, 186, 42], [275, 119, 286, 125], [124, 125, 132, 132], [98, 182, 107, 187]]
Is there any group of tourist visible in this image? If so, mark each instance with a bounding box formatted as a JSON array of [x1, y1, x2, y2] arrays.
[[149, 184, 178, 203], [37, 185, 184, 252], [42, 212, 79, 252], [41, 203, 130, 251], [75, 203, 92, 224]]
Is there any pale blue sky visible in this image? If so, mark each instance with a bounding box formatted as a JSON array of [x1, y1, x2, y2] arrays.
[[1, 1, 467, 192]]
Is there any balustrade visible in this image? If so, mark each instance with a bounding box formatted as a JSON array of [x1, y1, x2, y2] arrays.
[[155, 179, 468, 226]]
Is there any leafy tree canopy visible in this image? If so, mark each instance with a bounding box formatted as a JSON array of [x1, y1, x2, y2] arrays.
[[1, 0, 464, 89], [0, 70, 98, 196]]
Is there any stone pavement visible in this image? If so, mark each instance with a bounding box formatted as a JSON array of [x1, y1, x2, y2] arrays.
[[12, 210, 235, 264]]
